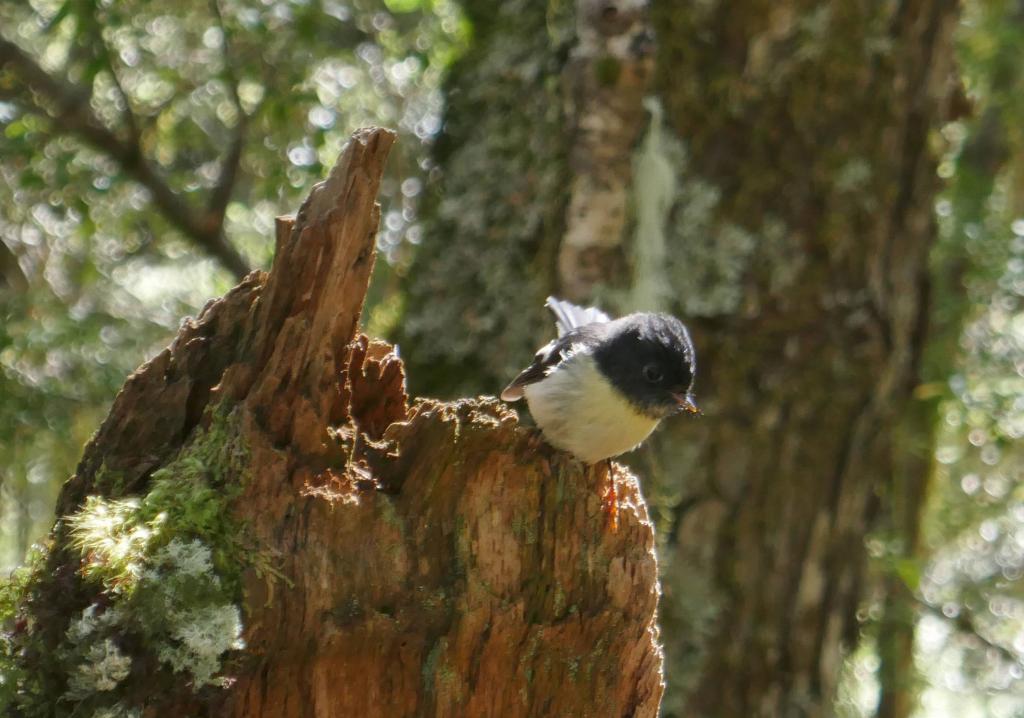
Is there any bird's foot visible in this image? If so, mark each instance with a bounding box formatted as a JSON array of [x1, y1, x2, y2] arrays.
[[524, 427, 547, 454]]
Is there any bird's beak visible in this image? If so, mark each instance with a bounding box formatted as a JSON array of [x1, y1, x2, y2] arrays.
[[672, 393, 700, 415]]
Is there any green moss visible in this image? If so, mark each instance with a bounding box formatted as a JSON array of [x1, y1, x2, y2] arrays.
[[594, 55, 621, 86], [581, 634, 608, 684], [0, 545, 50, 710], [554, 474, 567, 505], [378, 495, 405, 532], [1, 404, 266, 717], [510, 510, 539, 546], [69, 405, 250, 597], [92, 462, 127, 495], [552, 586, 566, 616], [421, 637, 445, 693], [437, 661, 457, 685], [519, 630, 542, 686]]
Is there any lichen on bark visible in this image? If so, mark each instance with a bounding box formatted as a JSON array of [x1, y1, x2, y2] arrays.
[[395, 0, 962, 715], [0, 406, 256, 717], [397, 0, 575, 397], [646, 2, 960, 715], [2, 128, 667, 717]]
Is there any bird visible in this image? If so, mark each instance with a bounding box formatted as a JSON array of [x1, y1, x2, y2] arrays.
[[501, 297, 699, 466]]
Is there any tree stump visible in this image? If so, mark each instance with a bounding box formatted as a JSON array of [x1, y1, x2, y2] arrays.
[[3, 128, 663, 718]]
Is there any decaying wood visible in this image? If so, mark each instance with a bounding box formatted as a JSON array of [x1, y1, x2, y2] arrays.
[[398, 1, 963, 715], [37, 128, 664, 716]]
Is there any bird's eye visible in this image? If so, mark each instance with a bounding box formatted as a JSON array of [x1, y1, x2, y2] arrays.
[[642, 364, 663, 383]]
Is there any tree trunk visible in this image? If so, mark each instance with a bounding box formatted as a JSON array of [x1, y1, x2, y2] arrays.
[[4, 129, 663, 717], [399, 1, 962, 716]]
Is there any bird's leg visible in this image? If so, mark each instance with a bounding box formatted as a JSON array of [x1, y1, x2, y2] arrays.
[[525, 426, 547, 454], [601, 459, 619, 532]]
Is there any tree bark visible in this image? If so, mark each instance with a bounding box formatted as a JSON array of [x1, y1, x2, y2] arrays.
[[6, 129, 663, 717], [399, 2, 962, 716]]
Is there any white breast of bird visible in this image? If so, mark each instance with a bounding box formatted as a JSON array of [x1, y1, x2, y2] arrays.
[[523, 351, 660, 464]]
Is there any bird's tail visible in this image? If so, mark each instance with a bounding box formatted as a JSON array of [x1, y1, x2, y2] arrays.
[[545, 296, 611, 337]]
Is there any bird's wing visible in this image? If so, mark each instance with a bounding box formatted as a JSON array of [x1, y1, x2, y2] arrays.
[[500, 333, 582, 401], [545, 296, 611, 337]]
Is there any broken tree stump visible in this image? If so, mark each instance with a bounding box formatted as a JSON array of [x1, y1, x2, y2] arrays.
[[3, 128, 664, 718]]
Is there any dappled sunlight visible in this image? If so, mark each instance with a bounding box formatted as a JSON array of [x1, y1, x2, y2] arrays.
[[1, 0, 1023, 715]]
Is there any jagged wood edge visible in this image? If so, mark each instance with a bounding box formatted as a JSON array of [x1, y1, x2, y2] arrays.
[[57, 127, 397, 515]]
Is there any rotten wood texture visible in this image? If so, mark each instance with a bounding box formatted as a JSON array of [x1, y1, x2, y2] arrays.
[[400, 1, 963, 716], [45, 128, 665, 717], [232, 398, 662, 717]]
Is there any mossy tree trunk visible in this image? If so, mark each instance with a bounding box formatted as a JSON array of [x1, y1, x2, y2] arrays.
[[399, 1, 962, 716], [3, 129, 663, 717]]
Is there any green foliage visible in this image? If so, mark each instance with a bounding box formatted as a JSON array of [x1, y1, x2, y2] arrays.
[[0, 545, 48, 710], [1, 0, 1023, 715], [0, 0, 468, 570], [835, 2, 1024, 716], [907, 1, 1024, 713]]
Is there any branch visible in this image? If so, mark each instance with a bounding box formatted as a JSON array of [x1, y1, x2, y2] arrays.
[[0, 35, 250, 278], [206, 0, 247, 220], [0, 235, 28, 293], [79, 0, 140, 144], [919, 600, 1023, 668]]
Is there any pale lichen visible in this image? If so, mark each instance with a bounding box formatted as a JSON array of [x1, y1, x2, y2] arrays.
[[65, 639, 132, 699], [149, 537, 215, 579], [627, 124, 800, 317], [398, 0, 574, 396], [2, 405, 256, 716], [665, 165, 756, 317], [139, 539, 244, 686], [59, 531, 246, 695], [760, 216, 804, 295], [157, 602, 245, 687], [835, 158, 873, 193], [628, 97, 683, 313], [91, 703, 142, 718]]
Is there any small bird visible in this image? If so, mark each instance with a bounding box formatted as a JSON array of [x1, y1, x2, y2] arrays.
[[501, 297, 699, 465]]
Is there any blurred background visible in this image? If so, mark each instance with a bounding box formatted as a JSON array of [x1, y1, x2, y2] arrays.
[[0, 0, 1022, 716]]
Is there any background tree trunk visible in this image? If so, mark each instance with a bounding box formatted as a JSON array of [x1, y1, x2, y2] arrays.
[[7, 129, 663, 717], [399, 1, 962, 715]]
